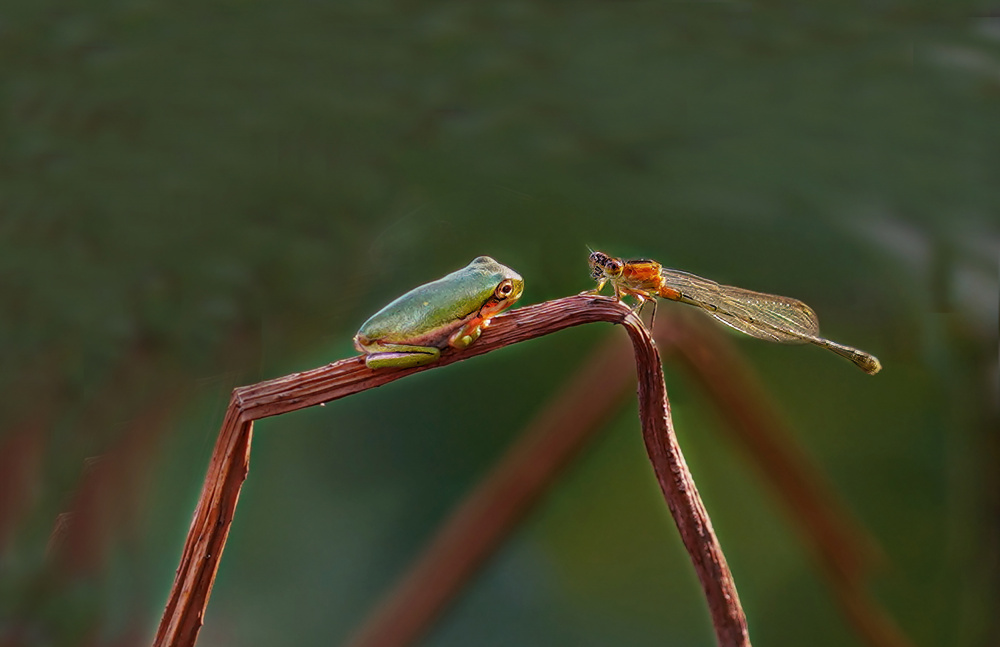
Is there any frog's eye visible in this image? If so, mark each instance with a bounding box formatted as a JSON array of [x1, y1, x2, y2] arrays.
[[495, 279, 515, 299]]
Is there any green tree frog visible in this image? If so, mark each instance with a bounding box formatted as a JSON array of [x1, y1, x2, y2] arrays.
[[353, 256, 524, 369]]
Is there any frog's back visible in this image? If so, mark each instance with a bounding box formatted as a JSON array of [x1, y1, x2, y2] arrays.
[[358, 257, 510, 345]]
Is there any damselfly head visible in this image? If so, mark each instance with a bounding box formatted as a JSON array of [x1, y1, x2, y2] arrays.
[[588, 251, 624, 280]]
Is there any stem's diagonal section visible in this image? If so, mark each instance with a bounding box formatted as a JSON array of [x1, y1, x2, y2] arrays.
[[623, 316, 750, 646]]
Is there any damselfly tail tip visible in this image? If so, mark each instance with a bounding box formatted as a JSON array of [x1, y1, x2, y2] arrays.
[[854, 352, 882, 375]]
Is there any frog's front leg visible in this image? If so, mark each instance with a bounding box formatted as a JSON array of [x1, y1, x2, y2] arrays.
[[360, 341, 441, 369], [448, 316, 486, 350]]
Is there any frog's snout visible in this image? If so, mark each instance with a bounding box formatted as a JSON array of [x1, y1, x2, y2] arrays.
[[511, 280, 525, 302], [353, 332, 370, 353]]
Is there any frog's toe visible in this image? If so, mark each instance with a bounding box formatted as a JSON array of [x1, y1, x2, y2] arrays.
[[353, 332, 371, 353], [449, 325, 482, 349]]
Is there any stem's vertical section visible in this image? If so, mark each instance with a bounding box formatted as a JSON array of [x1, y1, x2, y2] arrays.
[[622, 315, 751, 647], [153, 402, 253, 647]]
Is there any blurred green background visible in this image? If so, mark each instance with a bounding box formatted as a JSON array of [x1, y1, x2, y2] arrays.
[[2, 2, 997, 646]]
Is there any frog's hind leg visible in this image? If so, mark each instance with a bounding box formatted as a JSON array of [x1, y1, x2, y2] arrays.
[[362, 342, 441, 369]]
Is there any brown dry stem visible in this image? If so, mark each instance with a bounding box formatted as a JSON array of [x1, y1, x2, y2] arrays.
[[152, 294, 749, 647]]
